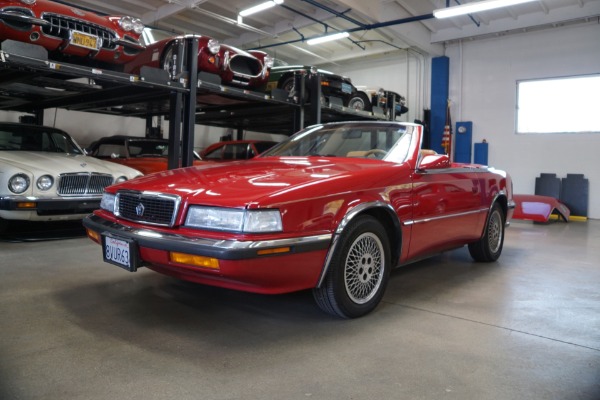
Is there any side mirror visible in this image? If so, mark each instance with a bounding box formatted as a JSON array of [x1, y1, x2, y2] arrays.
[[418, 154, 450, 170]]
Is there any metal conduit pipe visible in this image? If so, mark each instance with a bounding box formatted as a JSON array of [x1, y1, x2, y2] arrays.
[[300, 0, 367, 28]]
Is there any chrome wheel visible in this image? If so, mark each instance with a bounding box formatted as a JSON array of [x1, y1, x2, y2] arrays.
[[344, 232, 384, 304], [487, 208, 503, 254]]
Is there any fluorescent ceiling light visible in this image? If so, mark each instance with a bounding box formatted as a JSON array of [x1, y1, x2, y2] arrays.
[[433, 0, 537, 19], [307, 31, 349, 45], [239, 0, 283, 17]]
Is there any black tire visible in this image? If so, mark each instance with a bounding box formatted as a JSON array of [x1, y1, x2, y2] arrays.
[[280, 76, 310, 103], [468, 203, 505, 262], [347, 92, 372, 111], [313, 215, 391, 318]]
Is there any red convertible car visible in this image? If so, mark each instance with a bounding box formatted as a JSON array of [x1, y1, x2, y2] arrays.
[[83, 121, 514, 318], [0, 0, 145, 67], [123, 27, 273, 89]]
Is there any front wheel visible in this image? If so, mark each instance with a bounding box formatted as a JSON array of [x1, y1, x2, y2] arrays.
[[313, 215, 391, 318], [347, 92, 372, 111], [468, 203, 505, 262]]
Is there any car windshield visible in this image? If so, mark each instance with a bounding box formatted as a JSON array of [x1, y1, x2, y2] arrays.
[[140, 27, 176, 46], [127, 141, 169, 157], [261, 123, 415, 163], [0, 125, 83, 154]]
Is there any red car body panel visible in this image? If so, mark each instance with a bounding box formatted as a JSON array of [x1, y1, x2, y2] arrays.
[[512, 194, 570, 222], [84, 122, 514, 296], [0, 0, 144, 65]]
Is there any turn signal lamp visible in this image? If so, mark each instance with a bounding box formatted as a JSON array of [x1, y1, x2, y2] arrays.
[[16, 202, 36, 209], [257, 247, 290, 256], [86, 229, 101, 244], [170, 252, 220, 269]]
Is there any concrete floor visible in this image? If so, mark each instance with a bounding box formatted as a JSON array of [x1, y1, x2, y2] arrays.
[[1, 220, 599, 400]]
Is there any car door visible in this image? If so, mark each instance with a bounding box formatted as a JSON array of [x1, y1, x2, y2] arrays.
[[408, 159, 483, 259]]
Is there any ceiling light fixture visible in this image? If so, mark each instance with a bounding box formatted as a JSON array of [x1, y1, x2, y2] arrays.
[[433, 0, 537, 19], [307, 31, 349, 45], [239, 0, 283, 17]]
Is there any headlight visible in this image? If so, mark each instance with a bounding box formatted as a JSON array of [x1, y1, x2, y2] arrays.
[[100, 193, 116, 213], [9, 174, 30, 194], [20, 0, 36, 4], [119, 16, 135, 32], [207, 39, 220, 55], [264, 55, 274, 69], [132, 19, 144, 34], [115, 176, 128, 184], [36, 175, 54, 191], [185, 207, 282, 233]]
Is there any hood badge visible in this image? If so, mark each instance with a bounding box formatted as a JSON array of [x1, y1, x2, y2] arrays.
[[135, 203, 145, 217], [80, 162, 87, 168]]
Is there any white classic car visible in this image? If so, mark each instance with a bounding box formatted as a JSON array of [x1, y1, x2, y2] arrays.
[[0, 122, 142, 233]]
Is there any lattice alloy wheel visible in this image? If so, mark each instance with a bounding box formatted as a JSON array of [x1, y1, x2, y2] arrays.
[[468, 202, 506, 262], [313, 215, 391, 318]]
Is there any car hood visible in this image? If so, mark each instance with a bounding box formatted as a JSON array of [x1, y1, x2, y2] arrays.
[[0, 151, 141, 177], [113, 157, 408, 208]]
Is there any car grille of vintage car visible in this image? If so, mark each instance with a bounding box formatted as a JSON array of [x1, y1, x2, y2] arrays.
[[41, 13, 118, 50], [58, 173, 113, 196], [116, 192, 179, 227], [229, 55, 262, 85]]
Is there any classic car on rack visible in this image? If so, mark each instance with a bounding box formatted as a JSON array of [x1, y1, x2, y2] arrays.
[[200, 139, 278, 161], [0, 0, 145, 68], [122, 27, 273, 89], [0, 122, 142, 233], [266, 64, 361, 107], [351, 87, 409, 117], [83, 121, 514, 318], [86, 135, 203, 175]]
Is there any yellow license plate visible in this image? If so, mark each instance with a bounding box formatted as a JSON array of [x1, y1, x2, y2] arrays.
[[70, 31, 99, 50]]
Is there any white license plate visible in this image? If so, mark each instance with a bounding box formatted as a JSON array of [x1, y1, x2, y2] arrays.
[[102, 235, 137, 271], [70, 30, 99, 50], [341, 82, 352, 94]]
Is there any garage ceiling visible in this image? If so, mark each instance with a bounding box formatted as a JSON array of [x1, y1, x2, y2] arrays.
[[71, 0, 599, 66]]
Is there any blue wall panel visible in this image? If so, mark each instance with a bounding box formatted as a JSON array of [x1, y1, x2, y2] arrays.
[[430, 56, 449, 154], [454, 121, 472, 163]]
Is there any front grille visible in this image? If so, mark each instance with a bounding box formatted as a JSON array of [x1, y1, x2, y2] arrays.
[[229, 55, 262, 77], [41, 13, 118, 50], [58, 173, 113, 196], [116, 191, 180, 227]]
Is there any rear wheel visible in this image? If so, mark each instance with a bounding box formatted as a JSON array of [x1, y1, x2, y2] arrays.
[[313, 215, 391, 318], [468, 203, 505, 262]]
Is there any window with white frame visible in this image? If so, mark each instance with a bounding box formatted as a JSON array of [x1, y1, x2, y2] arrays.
[[516, 74, 600, 134]]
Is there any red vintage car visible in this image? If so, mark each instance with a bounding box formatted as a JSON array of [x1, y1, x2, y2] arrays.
[[123, 27, 272, 89], [83, 121, 514, 318], [0, 0, 145, 67], [86, 135, 204, 175], [200, 140, 278, 161]]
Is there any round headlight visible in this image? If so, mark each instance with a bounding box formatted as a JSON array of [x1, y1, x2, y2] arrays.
[[115, 176, 128, 184], [207, 39, 220, 55], [9, 173, 30, 194], [20, 0, 36, 5], [132, 19, 144, 34], [119, 16, 134, 32], [264, 54, 274, 69], [36, 175, 54, 191]]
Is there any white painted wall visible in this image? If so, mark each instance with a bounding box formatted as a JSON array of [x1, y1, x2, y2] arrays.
[[335, 22, 600, 219], [445, 22, 600, 219]]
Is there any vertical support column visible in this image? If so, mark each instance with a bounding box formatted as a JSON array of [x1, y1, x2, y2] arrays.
[[182, 37, 199, 168], [307, 72, 321, 126], [34, 109, 44, 125], [292, 71, 305, 133], [167, 92, 183, 170], [430, 56, 449, 154]]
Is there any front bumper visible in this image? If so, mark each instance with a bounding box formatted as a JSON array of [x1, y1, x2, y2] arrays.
[[83, 214, 332, 294], [0, 195, 101, 220]]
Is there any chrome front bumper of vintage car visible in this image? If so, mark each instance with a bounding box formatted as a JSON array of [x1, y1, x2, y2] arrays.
[[0, 195, 102, 220], [83, 214, 332, 262]]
